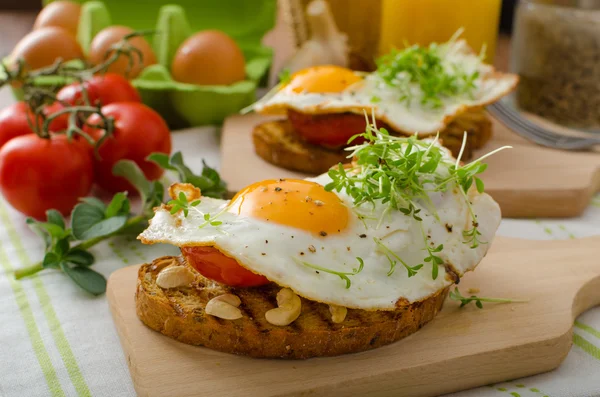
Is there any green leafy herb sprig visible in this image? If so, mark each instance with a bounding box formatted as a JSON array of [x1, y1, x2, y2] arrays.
[[375, 35, 481, 109], [325, 114, 510, 280], [295, 257, 364, 289], [373, 237, 422, 277], [148, 152, 227, 199], [449, 287, 528, 309], [14, 152, 226, 295]]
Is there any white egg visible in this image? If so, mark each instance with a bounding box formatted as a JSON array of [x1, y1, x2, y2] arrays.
[[252, 39, 518, 136], [139, 141, 501, 310]]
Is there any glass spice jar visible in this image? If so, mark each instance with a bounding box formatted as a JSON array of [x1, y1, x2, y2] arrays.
[[511, 0, 600, 131]]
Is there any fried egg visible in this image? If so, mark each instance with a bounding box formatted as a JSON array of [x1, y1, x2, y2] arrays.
[[139, 146, 501, 311], [252, 39, 518, 136]]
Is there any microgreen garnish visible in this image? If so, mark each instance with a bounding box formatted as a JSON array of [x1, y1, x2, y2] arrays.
[[449, 287, 528, 309], [375, 33, 481, 108], [373, 238, 422, 277], [325, 113, 510, 281], [14, 155, 225, 295], [295, 257, 364, 289], [202, 213, 222, 227], [167, 192, 201, 217], [278, 68, 292, 84]]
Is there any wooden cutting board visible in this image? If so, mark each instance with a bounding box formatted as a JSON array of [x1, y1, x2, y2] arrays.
[[108, 236, 600, 397], [220, 114, 600, 218]]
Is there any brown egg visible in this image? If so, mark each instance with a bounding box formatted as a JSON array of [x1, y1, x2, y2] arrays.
[[33, 1, 81, 37], [88, 26, 157, 79], [10, 26, 83, 71], [171, 30, 246, 86]]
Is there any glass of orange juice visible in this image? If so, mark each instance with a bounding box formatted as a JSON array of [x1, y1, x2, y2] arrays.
[[378, 0, 502, 63]]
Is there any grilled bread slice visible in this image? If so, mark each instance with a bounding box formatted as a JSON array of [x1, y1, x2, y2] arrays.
[[252, 119, 349, 174], [136, 256, 449, 359], [252, 109, 492, 175]]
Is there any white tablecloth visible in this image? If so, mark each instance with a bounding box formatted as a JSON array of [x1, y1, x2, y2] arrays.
[[0, 127, 599, 397]]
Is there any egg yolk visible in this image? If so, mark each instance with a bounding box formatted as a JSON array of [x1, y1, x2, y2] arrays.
[[283, 65, 362, 94], [228, 179, 349, 236]]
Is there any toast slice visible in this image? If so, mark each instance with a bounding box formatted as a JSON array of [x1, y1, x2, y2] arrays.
[[136, 256, 449, 359], [253, 109, 492, 175], [252, 119, 349, 174]]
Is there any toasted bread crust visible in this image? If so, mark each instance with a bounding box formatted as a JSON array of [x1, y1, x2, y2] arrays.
[[252, 119, 349, 174], [136, 257, 449, 359], [253, 109, 492, 175]]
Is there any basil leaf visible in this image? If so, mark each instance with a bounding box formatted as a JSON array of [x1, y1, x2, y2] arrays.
[[42, 252, 61, 269], [79, 197, 106, 211], [71, 203, 105, 240], [105, 192, 129, 218], [112, 160, 150, 206], [64, 249, 94, 267], [76, 215, 128, 240], [46, 210, 65, 229], [59, 262, 106, 295]]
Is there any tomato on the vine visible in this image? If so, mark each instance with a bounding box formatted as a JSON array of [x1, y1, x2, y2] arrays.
[[181, 246, 270, 287], [0, 134, 94, 219], [0, 102, 37, 148], [43, 102, 70, 133], [83, 102, 171, 194], [56, 73, 141, 107]]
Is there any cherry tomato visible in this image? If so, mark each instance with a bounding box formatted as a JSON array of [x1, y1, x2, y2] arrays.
[[287, 109, 386, 148], [181, 246, 270, 287], [0, 134, 93, 219], [56, 73, 141, 107], [83, 102, 171, 194], [43, 102, 70, 133], [0, 102, 37, 148]]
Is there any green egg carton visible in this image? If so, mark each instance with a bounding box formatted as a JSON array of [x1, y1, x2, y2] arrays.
[[11, 0, 276, 128]]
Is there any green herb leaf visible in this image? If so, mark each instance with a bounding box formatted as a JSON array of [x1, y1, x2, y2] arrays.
[[147, 152, 227, 199], [71, 202, 106, 240], [72, 198, 129, 240], [64, 249, 94, 267], [59, 262, 107, 295], [294, 257, 364, 289], [278, 68, 291, 84], [42, 252, 61, 269], [112, 160, 152, 207], [77, 216, 128, 240], [46, 209, 65, 229], [105, 192, 129, 218], [449, 287, 528, 309], [54, 238, 70, 257], [79, 197, 106, 211], [475, 177, 485, 194]]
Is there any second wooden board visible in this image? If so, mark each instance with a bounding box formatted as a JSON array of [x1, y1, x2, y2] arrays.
[[108, 236, 600, 397], [220, 114, 600, 218]]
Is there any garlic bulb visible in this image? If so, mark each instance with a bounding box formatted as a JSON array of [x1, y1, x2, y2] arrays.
[[283, 0, 349, 74]]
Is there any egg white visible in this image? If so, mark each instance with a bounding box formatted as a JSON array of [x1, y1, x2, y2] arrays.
[[253, 40, 518, 136], [139, 170, 501, 311]]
